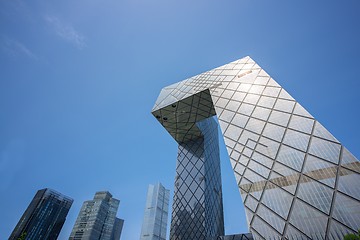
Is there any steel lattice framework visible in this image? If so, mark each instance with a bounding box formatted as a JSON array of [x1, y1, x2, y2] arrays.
[[152, 56, 360, 239]]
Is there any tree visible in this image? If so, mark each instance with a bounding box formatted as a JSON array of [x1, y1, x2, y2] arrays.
[[344, 230, 360, 240], [17, 232, 26, 240]]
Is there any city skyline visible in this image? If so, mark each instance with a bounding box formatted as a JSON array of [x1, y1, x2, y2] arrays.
[[1, 1, 360, 239]]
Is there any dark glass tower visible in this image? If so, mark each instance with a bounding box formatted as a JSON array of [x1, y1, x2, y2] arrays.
[[111, 218, 124, 240], [9, 188, 73, 240], [171, 117, 224, 240], [152, 56, 360, 239]]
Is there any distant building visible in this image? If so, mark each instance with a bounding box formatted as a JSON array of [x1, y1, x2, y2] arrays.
[[9, 188, 73, 240], [140, 183, 170, 240], [69, 191, 123, 240], [111, 218, 124, 240]]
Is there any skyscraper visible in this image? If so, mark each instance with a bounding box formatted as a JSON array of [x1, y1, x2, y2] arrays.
[[69, 191, 124, 240], [140, 183, 170, 240], [111, 218, 124, 240], [9, 188, 73, 240], [171, 117, 224, 240], [152, 56, 360, 239]]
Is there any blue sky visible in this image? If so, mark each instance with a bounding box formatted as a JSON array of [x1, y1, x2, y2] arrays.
[[1, 1, 360, 239]]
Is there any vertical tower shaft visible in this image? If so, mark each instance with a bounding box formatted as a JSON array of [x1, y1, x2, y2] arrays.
[[170, 118, 224, 240]]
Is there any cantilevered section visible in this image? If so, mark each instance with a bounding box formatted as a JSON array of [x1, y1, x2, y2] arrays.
[[152, 56, 360, 239], [152, 89, 216, 143]]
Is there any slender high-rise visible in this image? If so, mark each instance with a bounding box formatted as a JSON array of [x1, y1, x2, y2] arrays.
[[9, 188, 73, 240], [152, 56, 360, 239], [69, 191, 124, 240], [140, 183, 170, 240], [171, 117, 225, 240]]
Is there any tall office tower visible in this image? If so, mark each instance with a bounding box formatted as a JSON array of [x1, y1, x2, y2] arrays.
[[140, 183, 170, 240], [69, 191, 124, 240], [171, 117, 224, 240], [152, 56, 360, 239], [9, 188, 73, 240]]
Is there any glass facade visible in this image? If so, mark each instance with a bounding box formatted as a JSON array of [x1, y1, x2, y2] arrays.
[[9, 188, 73, 240], [170, 117, 224, 240], [152, 56, 360, 239], [140, 183, 170, 240], [69, 191, 124, 240], [112, 218, 124, 240], [207, 233, 254, 240]]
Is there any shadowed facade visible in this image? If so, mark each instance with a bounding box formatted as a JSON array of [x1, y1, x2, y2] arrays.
[[170, 117, 224, 240], [9, 188, 73, 240], [152, 56, 360, 239]]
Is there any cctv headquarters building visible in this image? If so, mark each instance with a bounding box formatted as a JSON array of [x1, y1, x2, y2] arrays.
[[152, 56, 360, 240]]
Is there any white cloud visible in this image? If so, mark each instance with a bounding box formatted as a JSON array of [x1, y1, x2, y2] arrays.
[[1, 36, 37, 60], [45, 15, 86, 49]]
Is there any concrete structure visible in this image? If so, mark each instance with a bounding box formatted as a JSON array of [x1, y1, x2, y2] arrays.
[[140, 183, 170, 240], [69, 191, 123, 240], [9, 188, 73, 240], [152, 56, 360, 239]]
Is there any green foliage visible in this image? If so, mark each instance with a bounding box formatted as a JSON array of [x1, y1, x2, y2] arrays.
[[344, 230, 360, 240], [17, 232, 26, 240]]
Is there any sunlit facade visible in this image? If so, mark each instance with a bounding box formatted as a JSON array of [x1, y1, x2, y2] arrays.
[[152, 56, 360, 239], [9, 188, 73, 240], [140, 183, 170, 240]]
